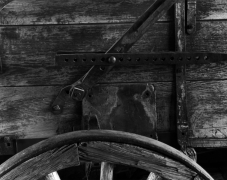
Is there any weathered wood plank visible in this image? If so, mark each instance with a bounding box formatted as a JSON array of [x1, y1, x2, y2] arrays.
[[0, 86, 81, 138], [0, 0, 227, 25], [0, 131, 212, 180], [43, 172, 61, 180], [2, 21, 227, 87], [186, 21, 227, 53], [1, 79, 227, 142], [1, 144, 79, 180], [2, 21, 226, 57], [100, 162, 114, 180], [198, 0, 227, 21], [187, 80, 227, 139], [79, 142, 197, 180], [0, 23, 174, 56], [0, 0, 172, 25], [0, 82, 174, 138]]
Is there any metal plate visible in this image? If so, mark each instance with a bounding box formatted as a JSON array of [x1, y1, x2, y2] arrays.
[[82, 83, 157, 138], [55, 52, 227, 66]]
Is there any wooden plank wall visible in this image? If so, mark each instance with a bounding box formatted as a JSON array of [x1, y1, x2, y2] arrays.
[[0, 0, 227, 147]]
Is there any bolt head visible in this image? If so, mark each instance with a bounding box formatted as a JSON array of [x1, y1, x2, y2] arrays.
[[108, 56, 117, 64], [53, 105, 61, 111]]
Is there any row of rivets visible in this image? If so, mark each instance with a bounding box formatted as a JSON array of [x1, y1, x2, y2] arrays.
[[63, 55, 209, 63]]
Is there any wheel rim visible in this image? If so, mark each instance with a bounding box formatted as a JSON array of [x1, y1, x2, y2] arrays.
[[0, 130, 213, 180]]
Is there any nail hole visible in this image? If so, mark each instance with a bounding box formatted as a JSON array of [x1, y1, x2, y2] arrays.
[[100, 66, 105, 71], [196, 56, 200, 60], [88, 94, 92, 98], [65, 58, 69, 62], [127, 57, 131, 61], [161, 57, 165, 61], [6, 143, 11, 147], [179, 57, 183, 61], [187, 57, 191, 61], [91, 58, 95, 62], [136, 58, 140, 62], [182, 132, 185, 136], [119, 58, 123, 62], [153, 57, 157, 62], [82, 58, 86, 62], [170, 57, 174, 61], [73, 58, 77, 62], [145, 91, 150, 97], [101, 58, 105, 62]]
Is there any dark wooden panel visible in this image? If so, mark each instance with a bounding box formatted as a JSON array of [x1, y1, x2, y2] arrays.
[[186, 21, 227, 53], [0, 0, 227, 25], [0, 86, 81, 139], [0, 82, 174, 139], [187, 80, 227, 139], [0, 23, 174, 55], [0, 0, 172, 25], [2, 21, 227, 87]]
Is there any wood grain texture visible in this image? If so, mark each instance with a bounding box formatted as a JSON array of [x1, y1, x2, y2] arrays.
[[79, 142, 197, 180], [100, 162, 114, 180], [0, 0, 226, 25], [0, 23, 174, 56], [2, 21, 227, 87], [0, 130, 213, 180], [0, 82, 174, 138], [0, 86, 81, 138], [1, 144, 80, 180], [0, 0, 172, 25], [187, 80, 227, 139]]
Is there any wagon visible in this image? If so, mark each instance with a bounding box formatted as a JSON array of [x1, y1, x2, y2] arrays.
[[0, 0, 226, 179]]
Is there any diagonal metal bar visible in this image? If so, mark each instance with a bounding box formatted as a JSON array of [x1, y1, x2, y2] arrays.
[[0, 0, 14, 11], [51, 0, 176, 113]]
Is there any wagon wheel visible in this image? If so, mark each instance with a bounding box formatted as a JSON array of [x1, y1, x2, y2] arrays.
[[0, 130, 213, 180]]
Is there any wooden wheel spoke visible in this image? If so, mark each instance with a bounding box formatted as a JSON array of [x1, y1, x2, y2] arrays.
[[100, 162, 114, 180], [44, 172, 61, 180]]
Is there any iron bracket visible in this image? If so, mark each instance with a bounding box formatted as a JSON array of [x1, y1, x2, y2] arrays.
[[186, 0, 197, 35], [55, 52, 227, 66]]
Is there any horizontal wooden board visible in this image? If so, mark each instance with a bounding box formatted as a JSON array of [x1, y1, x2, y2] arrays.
[[187, 80, 227, 139], [0, 0, 227, 25], [0, 23, 174, 56], [3, 79, 227, 141], [0, 82, 174, 139], [1, 21, 227, 87], [0, 80, 226, 145], [0, 86, 81, 139]]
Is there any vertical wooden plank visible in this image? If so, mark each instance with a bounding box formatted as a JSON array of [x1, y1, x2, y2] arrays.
[[42, 172, 61, 180], [100, 162, 114, 180], [175, 0, 188, 148]]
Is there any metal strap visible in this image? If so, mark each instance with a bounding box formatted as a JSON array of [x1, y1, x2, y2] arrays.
[[51, 0, 176, 113]]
